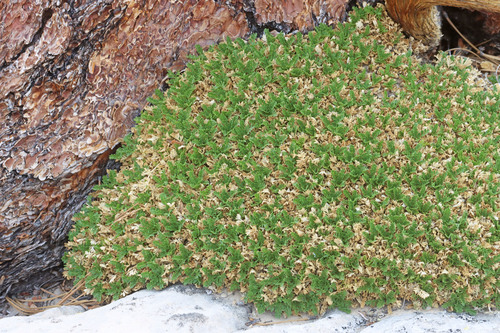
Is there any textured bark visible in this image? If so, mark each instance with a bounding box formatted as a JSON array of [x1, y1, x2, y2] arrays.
[[385, 0, 500, 46], [0, 0, 348, 302], [250, 0, 348, 32], [484, 12, 500, 34]]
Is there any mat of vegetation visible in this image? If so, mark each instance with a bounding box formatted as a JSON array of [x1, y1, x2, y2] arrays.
[[64, 5, 499, 317]]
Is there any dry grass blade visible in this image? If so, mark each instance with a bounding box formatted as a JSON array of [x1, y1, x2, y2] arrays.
[[443, 11, 500, 69], [4, 297, 39, 315], [5, 279, 102, 315], [445, 48, 499, 72]]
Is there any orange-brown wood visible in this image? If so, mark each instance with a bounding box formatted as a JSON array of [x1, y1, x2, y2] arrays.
[[385, 0, 500, 45]]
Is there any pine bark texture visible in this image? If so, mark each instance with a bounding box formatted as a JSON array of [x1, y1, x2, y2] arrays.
[[0, 0, 349, 301]]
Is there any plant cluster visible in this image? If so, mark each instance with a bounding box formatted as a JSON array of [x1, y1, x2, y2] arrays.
[[64, 4, 499, 317]]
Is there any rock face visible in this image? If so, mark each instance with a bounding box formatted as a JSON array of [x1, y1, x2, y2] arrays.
[[0, 0, 350, 302], [1, 286, 499, 333]]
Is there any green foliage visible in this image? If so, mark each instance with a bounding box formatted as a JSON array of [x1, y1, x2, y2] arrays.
[[64, 4, 499, 317]]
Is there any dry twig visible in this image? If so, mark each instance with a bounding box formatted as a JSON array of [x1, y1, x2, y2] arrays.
[[5, 279, 101, 315]]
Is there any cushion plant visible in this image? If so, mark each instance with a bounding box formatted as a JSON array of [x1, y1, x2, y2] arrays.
[[64, 4, 499, 317]]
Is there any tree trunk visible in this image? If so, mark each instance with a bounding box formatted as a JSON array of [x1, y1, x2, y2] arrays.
[[385, 0, 500, 46], [0, 0, 349, 302]]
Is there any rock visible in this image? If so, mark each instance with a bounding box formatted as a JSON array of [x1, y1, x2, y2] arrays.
[[0, 285, 499, 333], [0, 0, 349, 301], [0, 286, 250, 333], [361, 310, 500, 333]]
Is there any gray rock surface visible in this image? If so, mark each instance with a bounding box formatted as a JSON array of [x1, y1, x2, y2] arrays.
[[0, 285, 498, 333]]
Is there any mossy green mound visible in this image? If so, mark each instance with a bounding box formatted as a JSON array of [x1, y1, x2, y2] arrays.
[[64, 5, 499, 316]]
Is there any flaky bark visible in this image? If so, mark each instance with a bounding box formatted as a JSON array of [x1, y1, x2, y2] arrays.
[[0, 0, 249, 301], [0, 0, 348, 302], [385, 0, 500, 45]]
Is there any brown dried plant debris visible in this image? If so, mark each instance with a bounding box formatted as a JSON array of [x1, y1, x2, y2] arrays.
[[65, 4, 499, 317], [4, 279, 101, 317]]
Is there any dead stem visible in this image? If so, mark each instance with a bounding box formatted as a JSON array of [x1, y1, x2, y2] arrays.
[[5, 279, 101, 315]]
